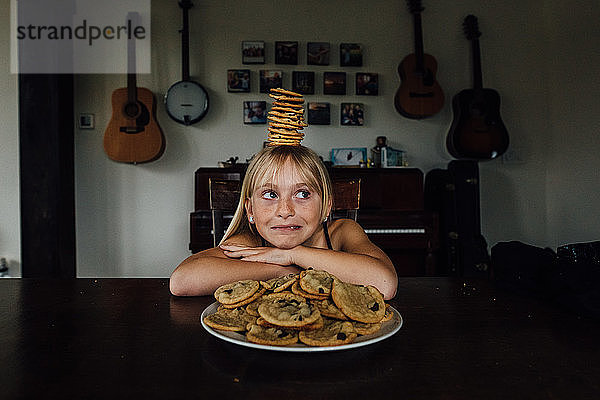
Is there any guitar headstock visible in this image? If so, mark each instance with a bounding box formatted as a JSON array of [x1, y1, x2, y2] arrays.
[[463, 15, 481, 40], [406, 0, 424, 14], [179, 0, 193, 10]]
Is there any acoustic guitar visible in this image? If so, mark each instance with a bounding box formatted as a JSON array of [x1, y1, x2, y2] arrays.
[[394, 0, 444, 119], [165, 0, 209, 125], [446, 15, 509, 160], [103, 13, 165, 164]]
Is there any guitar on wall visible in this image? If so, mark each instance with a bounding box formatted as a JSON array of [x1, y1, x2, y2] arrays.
[[446, 15, 509, 160], [103, 13, 165, 163], [394, 0, 444, 119], [164, 0, 209, 125]]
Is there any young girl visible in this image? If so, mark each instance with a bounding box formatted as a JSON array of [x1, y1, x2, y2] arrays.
[[169, 145, 398, 299]]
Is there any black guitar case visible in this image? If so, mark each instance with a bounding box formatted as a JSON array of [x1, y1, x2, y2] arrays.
[[425, 160, 490, 277], [424, 168, 458, 275]]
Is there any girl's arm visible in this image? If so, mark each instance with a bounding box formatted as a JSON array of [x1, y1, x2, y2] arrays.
[[221, 220, 398, 299], [169, 235, 301, 296]]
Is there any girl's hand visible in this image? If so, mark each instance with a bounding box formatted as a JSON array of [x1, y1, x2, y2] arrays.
[[219, 244, 295, 266]]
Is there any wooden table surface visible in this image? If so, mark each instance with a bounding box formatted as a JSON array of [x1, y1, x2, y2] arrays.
[[1, 277, 598, 399]]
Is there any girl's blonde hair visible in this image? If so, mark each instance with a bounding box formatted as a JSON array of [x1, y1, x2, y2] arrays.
[[220, 145, 332, 245]]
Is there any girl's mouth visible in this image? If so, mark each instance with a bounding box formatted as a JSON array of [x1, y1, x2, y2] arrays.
[[271, 225, 302, 231]]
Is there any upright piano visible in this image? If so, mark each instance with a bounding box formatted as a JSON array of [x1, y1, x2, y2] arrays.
[[189, 166, 439, 276]]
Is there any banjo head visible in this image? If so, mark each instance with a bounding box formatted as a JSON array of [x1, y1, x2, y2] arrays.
[[165, 80, 209, 125]]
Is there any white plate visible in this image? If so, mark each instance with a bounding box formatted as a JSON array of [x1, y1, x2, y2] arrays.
[[200, 301, 403, 352]]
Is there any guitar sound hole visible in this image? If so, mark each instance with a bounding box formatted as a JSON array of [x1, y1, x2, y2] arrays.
[[124, 102, 141, 119], [469, 102, 487, 116], [411, 68, 434, 86], [422, 69, 434, 86]]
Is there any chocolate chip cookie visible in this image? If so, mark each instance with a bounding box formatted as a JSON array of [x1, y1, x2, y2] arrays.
[[246, 324, 299, 346], [331, 278, 385, 323], [298, 318, 358, 346], [214, 279, 260, 305], [257, 292, 321, 327], [299, 269, 334, 296], [203, 307, 257, 332]]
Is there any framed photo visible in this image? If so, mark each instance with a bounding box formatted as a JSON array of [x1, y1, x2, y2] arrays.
[[259, 70, 283, 93], [308, 102, 330, 125], [340, 43, 363, 66], [323, 72, 346, 95], [292, 71, 315, 94], [78, 113, 94, 129], [227, 69, 250, 92], [243, 101, 267, 124], [242, 41, 265, 64], [307, 42, 330, 65], [382, 146, 407, 167], [331, 147, 367, 166], [275, 41, 298, 65], [356, 73, 378, 95], [341, 103, 364, 126]]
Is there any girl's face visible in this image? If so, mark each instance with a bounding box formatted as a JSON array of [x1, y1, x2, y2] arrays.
[[245, 159, 327, 249]]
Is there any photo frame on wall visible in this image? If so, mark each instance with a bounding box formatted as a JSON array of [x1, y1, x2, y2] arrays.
[[323, 72, 346, 95], [292, 71, 315, 94], [78, 113, 94, 129], [243, 101, 267, 124], [275, 41, 298, 65], [242, 41, 265, 64], [307, 42, 330, 65], [259, 70, 283, 93], [340, 43, 363, 66], [356, 73, 378, 95], [341, 103, 364, 126], [227, 69, 250, 92], [331, 147, 367, 166], [308, 102, 330, 125]]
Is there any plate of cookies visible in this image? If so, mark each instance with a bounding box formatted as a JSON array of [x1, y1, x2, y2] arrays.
[[201, 269, 403, 352]]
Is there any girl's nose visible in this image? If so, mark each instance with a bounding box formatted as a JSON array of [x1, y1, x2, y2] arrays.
[[277, 197, 295, 218]]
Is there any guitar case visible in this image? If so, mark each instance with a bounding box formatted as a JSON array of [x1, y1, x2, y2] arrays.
[[424, 168, 458, 275], [425, 160, 490, 277]]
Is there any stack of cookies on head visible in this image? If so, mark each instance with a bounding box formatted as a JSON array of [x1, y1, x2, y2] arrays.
[[267, 88, 307, 146], [203, 269, 394, 347]]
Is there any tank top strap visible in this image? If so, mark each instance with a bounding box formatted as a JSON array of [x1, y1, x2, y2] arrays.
[[323, 221, 333, 250]]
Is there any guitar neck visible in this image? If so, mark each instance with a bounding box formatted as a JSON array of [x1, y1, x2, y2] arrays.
[[471, 38, 483, 90], [127, 73, 137, 103], [181, 6, 191, 81], [413, 12, 425, 72], [126, 13, 138, 103]]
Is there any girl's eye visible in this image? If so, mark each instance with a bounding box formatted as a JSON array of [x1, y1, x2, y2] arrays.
[[296, 190, 311, 199], [261, 190, 278, 199]]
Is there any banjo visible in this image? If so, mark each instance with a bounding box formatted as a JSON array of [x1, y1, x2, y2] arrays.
[[165, 0, 209, 125]]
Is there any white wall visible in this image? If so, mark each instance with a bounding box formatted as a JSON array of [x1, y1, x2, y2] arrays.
[[2, 0, 599, 277], [544, 1, 600, 247], [0, 0, 20, 276]]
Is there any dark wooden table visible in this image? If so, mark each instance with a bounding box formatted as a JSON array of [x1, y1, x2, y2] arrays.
[[1, 278, 598, 399]]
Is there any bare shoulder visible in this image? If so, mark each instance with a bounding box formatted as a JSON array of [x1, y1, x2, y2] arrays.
[[329, 219, 391, 261], [328, 219, 371, 250], [328, 218, 365, 237]]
